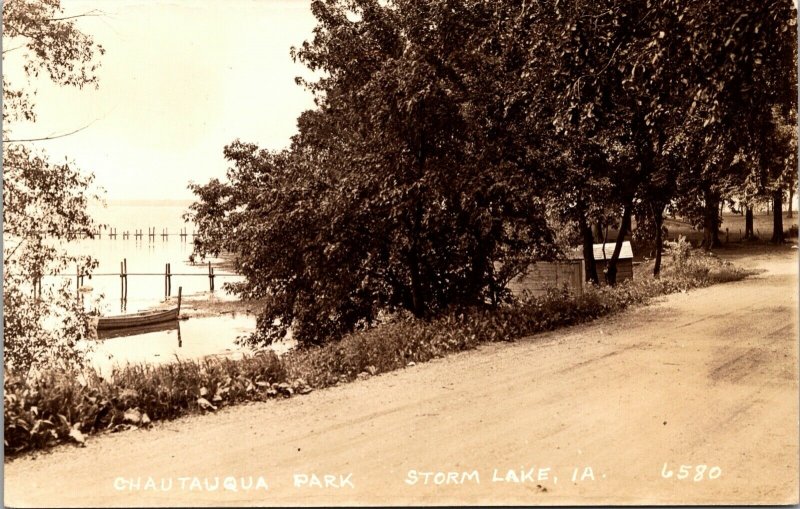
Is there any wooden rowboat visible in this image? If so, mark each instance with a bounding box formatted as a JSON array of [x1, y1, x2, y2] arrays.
[[95, 287, 182, 333], [96, 318, 179, 340]]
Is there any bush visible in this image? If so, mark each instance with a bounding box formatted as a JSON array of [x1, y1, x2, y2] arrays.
[[4, 351, 299, 455], [4, 249, 748, 456], [663, 237, 748, 285]]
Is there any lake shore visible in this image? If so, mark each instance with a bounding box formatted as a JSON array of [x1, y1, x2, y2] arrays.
[[174, 254, 264, 318], [178, 292, 266, 319]]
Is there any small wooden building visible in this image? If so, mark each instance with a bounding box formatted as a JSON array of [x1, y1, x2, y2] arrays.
[[591, 241, 634, 283], [507, 257, 585, 298], [506, 240, 634, 298]]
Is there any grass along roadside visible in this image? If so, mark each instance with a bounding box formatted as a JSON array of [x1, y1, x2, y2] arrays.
[[4, 246, 750, 458]]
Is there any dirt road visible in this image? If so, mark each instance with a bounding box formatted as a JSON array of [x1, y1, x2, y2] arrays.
[[5, 247, 798, 507]]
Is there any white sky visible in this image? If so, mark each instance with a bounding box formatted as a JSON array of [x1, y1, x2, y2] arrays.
[[5, 0, 318, 200]]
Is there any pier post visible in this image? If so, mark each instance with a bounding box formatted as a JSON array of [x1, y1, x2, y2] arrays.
[[120, 259, 129, 303], [76, 264, 81, 301], [33, 274, 42, 300], [123, 258, 128, 301], [165, 263, 172, 298]]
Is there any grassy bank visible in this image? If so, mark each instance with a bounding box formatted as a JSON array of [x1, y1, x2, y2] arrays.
[[4, 248, 749, 457]]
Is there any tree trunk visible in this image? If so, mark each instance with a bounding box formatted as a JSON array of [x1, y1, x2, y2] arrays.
[[771, 189, 784, 244], [579, 208, 599, 284], [744, 206, 754, 239], [605, 200, 632, 286], [702, 189, 722, 250], [652, 202, 665, 277], [788, 188, 794, 218], [592, 222, 603, 243]]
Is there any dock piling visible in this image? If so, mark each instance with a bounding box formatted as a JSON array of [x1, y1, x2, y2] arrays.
[[121, 258, 128, 302], [208, 261, 215, 291], [165, 263, 172, 298]]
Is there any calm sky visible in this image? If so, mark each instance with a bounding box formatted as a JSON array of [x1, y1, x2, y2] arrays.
[[5, 0, 318, 200]]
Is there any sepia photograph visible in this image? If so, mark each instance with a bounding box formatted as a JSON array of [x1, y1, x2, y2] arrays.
[[2, 0, 798, 506]]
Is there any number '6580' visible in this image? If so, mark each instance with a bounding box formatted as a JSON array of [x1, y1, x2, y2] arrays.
[[661, 463, 722, 481]]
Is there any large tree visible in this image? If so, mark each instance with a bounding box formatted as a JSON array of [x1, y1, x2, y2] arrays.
[[517, 0, 796, 277], [3, 0, 105, 371], [188, 0, 561, 347], [673, 0, 797, 247]]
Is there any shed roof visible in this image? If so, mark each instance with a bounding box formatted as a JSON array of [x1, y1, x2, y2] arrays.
[[593, 241, 633, 261]]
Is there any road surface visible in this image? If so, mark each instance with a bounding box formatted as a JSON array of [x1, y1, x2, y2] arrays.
[[5, 246, 798, 506]]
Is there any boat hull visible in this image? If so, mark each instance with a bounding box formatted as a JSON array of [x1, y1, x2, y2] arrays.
[[96, 319, 180, 340], [96, 307, 179, 331]]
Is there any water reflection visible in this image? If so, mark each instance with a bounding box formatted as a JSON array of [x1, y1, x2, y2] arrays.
[[90, 315, 260, 375]]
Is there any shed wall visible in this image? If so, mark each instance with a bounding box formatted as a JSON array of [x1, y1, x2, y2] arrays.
[[594, 259, 634, 283], [508, 260, 585, 298]]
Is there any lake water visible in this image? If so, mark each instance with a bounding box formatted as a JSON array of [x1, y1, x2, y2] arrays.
[[72, 201, 242, 314], [60, 201, 266, 371], [88, 315, 255, 376]]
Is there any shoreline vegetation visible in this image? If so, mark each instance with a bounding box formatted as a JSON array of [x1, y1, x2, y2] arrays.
[[4, 244, 753, 459]]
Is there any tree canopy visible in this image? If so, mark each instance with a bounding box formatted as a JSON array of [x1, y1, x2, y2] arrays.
[[188, 0, 797, 347]]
